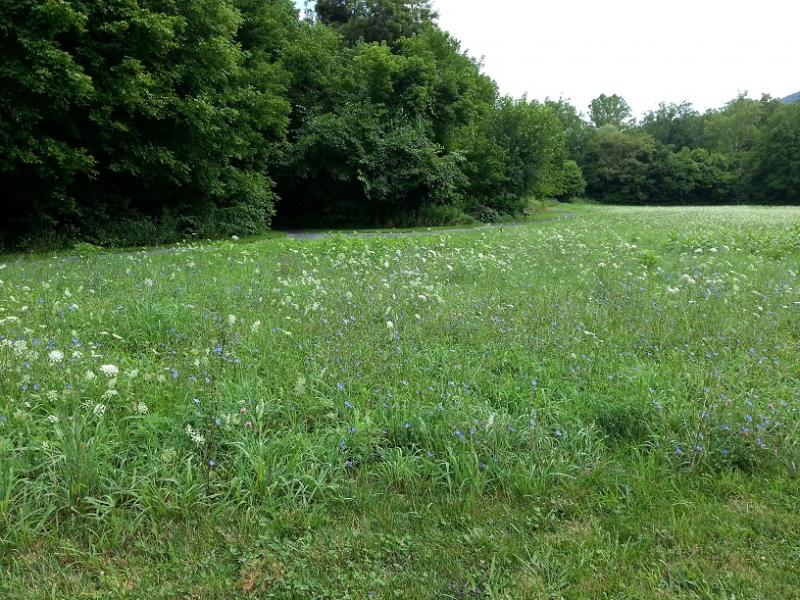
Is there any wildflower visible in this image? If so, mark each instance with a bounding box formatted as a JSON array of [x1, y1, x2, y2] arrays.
[[344, 400, 353, 409], [250, 320, 261, 333], [134, 402, 149, 415], [93, 403, 107, 417], [185, 424, 205, 446], [227, 314, 236, 326], [47, 415, 59, 424], [48, 350, 64, 364], [100, 364, 119, 378]]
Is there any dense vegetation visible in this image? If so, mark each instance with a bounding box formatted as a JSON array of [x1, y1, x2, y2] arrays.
[[2, 0, 799, 250], [2, 206, 800, 596], [577, 94, 800, 206]]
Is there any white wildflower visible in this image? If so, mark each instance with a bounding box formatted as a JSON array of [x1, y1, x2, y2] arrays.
[[85, 370, 96, 381], [100, 364, 119, 378], [93, 403, 107, 417], [227, 314, 236, 326], [250, 320, 262, 333], [134, 402, 149, 415], [185, 424, 205, 446], [48, 349, 64, 363]]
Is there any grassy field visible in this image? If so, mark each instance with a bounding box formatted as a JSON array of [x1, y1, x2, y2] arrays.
[[1, 205, 799, 599]]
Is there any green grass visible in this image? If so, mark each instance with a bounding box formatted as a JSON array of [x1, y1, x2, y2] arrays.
[[1, 205, 799, 598]]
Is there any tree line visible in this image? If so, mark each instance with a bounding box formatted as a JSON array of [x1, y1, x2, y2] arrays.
[[1, 0, 798, 249], [572, 93, 800, 206]]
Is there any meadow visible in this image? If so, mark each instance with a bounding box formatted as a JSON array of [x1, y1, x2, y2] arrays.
[[1, 205, 799, 599]]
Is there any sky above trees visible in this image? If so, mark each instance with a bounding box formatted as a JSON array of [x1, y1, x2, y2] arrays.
[[421, 0, 798, 116]]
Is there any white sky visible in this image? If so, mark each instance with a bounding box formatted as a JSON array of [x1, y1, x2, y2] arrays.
[[431, 0, 799, 117]]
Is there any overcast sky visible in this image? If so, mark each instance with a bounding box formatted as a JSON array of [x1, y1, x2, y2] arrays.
[[431, 0, 798, 117]]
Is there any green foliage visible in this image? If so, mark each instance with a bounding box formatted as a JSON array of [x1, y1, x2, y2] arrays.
[[315, 0, 436, 45], [277, 102, 464, 226], [589, 93, 633, 128], [640, 101, 706, 150], [583, 126, 656, 203], [0, 0, 294, 248], [750, 102, 800, 203], [555, 159, 587, 201], [4, 0, 800, 247]]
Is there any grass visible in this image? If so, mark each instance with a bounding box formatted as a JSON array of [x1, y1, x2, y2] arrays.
[[1, 205, 799, 598]]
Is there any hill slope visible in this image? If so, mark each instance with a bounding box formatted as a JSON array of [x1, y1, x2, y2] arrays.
[[783, 91, 800, 104]]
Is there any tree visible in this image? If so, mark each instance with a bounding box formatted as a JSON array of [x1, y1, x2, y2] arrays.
[[315, 0, 436, 45], [277, 102, 463, 226], [750, 103, 800, 203], [545, 97, 590, 161], [703, 93, 782, 201], [462, 98, 567, 213], [589, 94, 633, 128], [0, 0, 296, 247], [640, 101, 706, 150], [582, 127, 655, 203]]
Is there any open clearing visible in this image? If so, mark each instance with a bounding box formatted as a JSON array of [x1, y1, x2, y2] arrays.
[[1, 205, 799, 598]]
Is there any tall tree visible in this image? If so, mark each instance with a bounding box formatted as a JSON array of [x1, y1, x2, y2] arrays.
[[315, 0, 435, 45], [750, 103, 800, 203], [0, 0, 295, 247], [640, 101, 706, 150], [589, 93, 633, 128]]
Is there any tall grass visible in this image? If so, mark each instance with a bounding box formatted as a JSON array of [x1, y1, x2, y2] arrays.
[[1, 205, 799, 597]]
